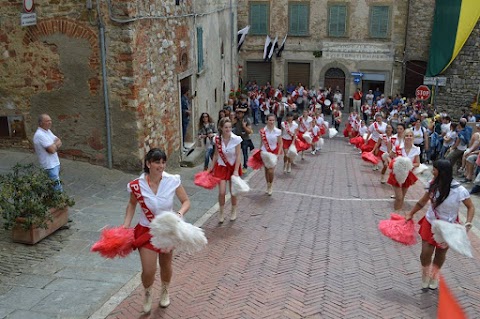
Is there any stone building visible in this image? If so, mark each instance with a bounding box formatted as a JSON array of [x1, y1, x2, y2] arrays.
[[237, 0, 409, 105], [0, 0, 237, 170]]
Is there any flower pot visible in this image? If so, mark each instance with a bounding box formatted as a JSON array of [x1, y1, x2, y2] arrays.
[[12, 207, 69, 244]]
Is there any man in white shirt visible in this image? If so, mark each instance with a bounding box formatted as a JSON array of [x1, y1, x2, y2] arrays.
[[33, 114, 63, 191]]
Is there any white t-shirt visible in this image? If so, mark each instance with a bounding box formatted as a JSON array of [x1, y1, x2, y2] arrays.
[[261, 127, 282, 152], [127, 172, 181, 227], [441, 123, 451, 135], [368, 121, 387, 142], [215, 133, 242, 166], [359, 126, 368, 136], [281, 121, 298, 140], [298, 116, 313, 132], [443, 131, 457, 147], [425, 181, 470, 224], [412, 126, 425, 145], [33, 127, 60, 169]]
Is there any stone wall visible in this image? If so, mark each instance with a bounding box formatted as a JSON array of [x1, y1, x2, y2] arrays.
[[435, 20, 480, 119], [0, 0, 237, 171], [404, 0, 435, 62]]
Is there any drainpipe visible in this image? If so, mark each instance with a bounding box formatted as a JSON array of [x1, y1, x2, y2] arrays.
[[96, 0, 113, 169], [230, 0, 234, 90]]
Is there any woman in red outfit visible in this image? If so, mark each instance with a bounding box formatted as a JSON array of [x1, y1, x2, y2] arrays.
[[387, 129, 420, 210], [209, 117, 242, 223], [123, 148, 191, 313]]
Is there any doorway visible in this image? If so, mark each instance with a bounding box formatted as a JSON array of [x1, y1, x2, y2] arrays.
[[180, 76, 194, 150], [324, 68, 346, 103]]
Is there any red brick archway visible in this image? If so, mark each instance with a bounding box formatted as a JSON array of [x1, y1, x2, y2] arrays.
[[22, 18, 99, 72]]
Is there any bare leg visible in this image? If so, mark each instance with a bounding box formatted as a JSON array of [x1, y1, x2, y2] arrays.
[[393, 186, 404, 210]]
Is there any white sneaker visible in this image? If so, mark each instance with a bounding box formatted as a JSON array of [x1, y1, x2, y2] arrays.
[[159, 282, 170, 308], [428, 279, 438, 290], [311, 150, 316, 155]]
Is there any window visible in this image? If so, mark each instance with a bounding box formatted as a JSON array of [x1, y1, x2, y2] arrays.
[[370, 6, 390, 38], [289, 3, 309, 36], [328, 5, 347, 37], [249, 2, 269, 35], [0, 115, 26, 138], [197, 27, 204, 72]]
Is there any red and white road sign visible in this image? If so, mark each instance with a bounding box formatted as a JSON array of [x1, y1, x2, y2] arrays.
[[23, 0, 34, 12], [415, 85, 431, 100]]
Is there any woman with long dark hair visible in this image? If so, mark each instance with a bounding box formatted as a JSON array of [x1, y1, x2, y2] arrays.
[[123, 148, 191, 313], [198, 113, 217, 170], [405, 160, 474, 290]]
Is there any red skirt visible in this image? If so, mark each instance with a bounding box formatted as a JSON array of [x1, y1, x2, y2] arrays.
[[295, 139, 309, 152], [134, 224, 163, 253], [360, 139, 376, 153], [387, 170, 418, 188], [320, 126, 326, 136], [282, 138, 293, 149], [312, 135, 320, 143], [212, 162, 242, 180], [350, 136, 364, 148], [418, 216, 458, 249]]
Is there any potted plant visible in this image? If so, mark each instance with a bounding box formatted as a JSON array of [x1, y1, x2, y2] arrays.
[[0, 163, 75, 244]]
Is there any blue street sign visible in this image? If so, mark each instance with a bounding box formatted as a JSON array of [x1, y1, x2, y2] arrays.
[[353, 77, 361, 83], [351, 72, 364, 77]]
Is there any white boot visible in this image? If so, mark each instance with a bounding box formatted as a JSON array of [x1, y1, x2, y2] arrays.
[[283, 162, 287, 173], [143, 286, 153, 313], [267, 182, 273, 196], [159, 282, 170, 308], [218, 206, 224, 223], [230, 205, 237, 221], [421, 266, 430, 289], [429, 265, 440, 290], [287, 163, 292, 173], [380, 174, 386, 184]]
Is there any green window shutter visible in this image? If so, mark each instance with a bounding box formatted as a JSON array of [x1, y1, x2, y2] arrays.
[[289, 3, 309, 36], [370, 6, 389, 38], [197, 27, 203, 72], [329, 5, 347, 37], [250, 3, 269, 35]]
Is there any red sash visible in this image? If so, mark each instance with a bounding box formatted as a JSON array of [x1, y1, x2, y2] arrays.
[[260, 128, 276, 153], [299, 117, 309, 132], [284, 121, 294, 137], [129, 179, 155, 222], [215, 136, 233, 168]]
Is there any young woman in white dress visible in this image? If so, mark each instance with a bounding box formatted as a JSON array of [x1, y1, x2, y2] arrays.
[[281, 112, 298, 173], [260, 114, 283, 195]]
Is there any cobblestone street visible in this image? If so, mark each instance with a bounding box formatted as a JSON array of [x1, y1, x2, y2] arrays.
[[107, 136, 480, 319]]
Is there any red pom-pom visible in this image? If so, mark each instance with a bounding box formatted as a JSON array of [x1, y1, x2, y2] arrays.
[[194, 171, 221, 189], [349, 136, 364, 148], [378, 213, 417, 246], [91, 226, 135, 258], [361, 151, 380, 164], [247, 149, 264, 170]]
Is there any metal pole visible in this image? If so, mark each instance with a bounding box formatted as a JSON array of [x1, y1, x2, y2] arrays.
[[433, 78, 438, 109], [97, 0, 113, 169]]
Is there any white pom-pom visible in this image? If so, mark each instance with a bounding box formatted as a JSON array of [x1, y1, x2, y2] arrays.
[[302, 132, 313, 144], [329, 128, 338, 138], [431, 220, 472, 257], [393, 157, 413, 185], [231, 175, 250, 196], [413, 163, 429, 176], [287, 144, 297, 159], [260, 151, 278, 168], [149, 212, 208, 254]]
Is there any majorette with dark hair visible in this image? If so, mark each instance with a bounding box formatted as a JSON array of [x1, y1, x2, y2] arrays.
[[208, 117, 242, 223], [281, 112, 298, 173], [123, 148, 191, 313], [362, 113, 387, 170], [296, 109, 313, 160]]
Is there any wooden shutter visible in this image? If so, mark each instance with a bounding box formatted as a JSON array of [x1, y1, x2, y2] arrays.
[[250, 3, 269, 35], [329, 5, 346, 37], [197, 27, 204, 72], [246, 62, 272, 86], [289, 3, 309, 36], [370, 6, 389, 38], [288, 63, 310, 88]]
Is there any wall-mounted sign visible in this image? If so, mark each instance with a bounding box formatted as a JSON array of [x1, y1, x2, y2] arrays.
[[21, 13, 36, 27], [23, 0, 34, 13]]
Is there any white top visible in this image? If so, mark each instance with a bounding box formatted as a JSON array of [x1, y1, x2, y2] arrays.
[[425, 181, 470, 224], [379, 134, 394, 153], [281, 121, 298, 140], [316, 116, 325, 127], [33, 127, 60, 169], [401, 145, 421, 162], [441, 123, 451, 135], [312, 125, 321, 137], [261, 127, 282, 152], [298, 116, 313, 132], [412, 126, 425, 145], [443, 131, 457, 147], [216, 133, 242, 166], [127, 172, 181, 227], [393, 134, 405, 149], [359, 126, 368, 136], [368, 121, 387, 142]]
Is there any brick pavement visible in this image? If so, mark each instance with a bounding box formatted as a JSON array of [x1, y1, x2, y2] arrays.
[[107, 137, 480, 319]]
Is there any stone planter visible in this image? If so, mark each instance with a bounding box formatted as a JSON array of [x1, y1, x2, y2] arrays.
[[12, 207, 69, 244]]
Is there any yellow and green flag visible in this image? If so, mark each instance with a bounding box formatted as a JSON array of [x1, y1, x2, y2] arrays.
[[426, 0, 480, 77]]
